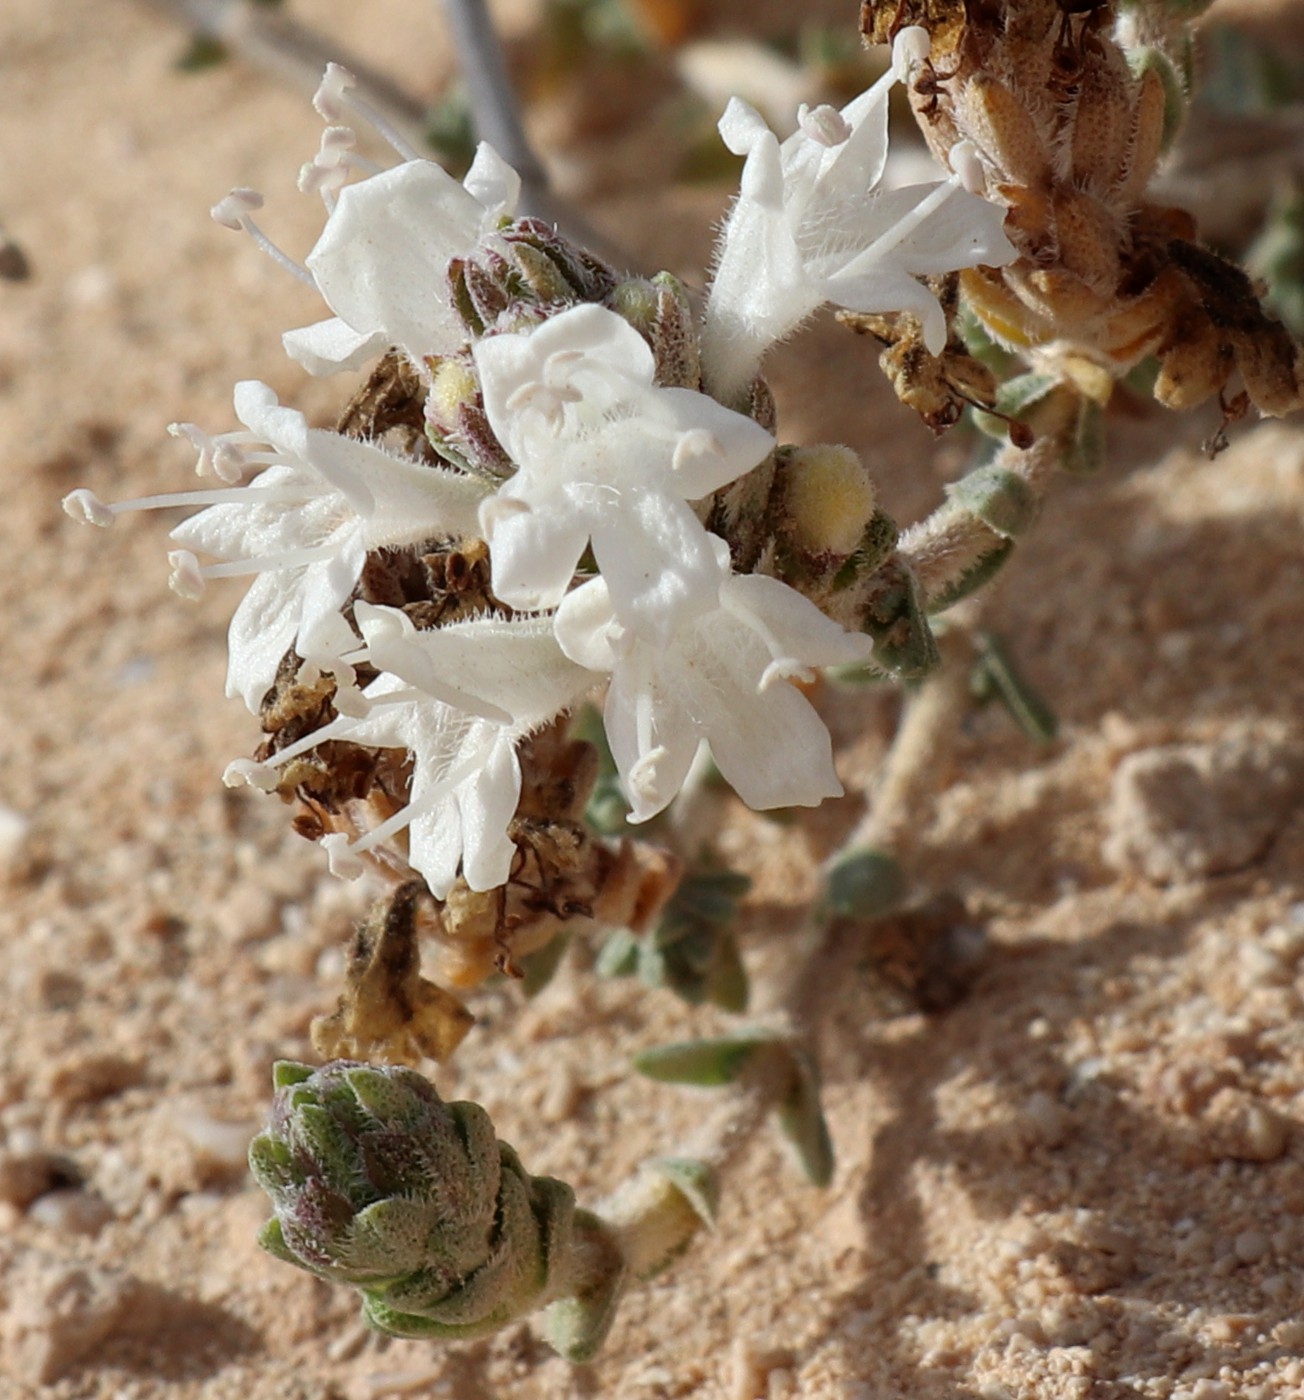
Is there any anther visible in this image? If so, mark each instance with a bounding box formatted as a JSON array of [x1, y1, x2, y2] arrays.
[[168, 550, 206, 599], [322, 833, 367, 880], [223, 758, 281, 792], [211, 188, 315, 288], [312, 62, 421, 164], [62, 489, 115, 527], [629, 747, 668, 801], [798, 104, 852, 149], [892, 26, 932, 82], [299, 126, 360, 200], [948, 140, 987, 196]]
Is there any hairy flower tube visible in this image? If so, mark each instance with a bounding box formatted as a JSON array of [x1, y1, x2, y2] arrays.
[[64, 381, 489, 712], [700, 27, 1017, 402], [474, 303, 776, 636], [226, 603, 597, 896], [554, 536, 874, 822]]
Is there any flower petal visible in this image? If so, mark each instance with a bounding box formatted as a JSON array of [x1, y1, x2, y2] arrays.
[[306, 161, 487, 360], [281, 318, 389, 376]]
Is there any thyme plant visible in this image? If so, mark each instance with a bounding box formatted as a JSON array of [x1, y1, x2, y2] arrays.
[[64, 0, 1304, 1364]]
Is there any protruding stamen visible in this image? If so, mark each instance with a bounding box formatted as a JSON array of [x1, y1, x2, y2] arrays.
[[211, 188, 314, 288], [299, 125, 365, 202], [168, 549, 206, 599], [798, 104, 852, 149], [672, 429, 725, 472], [211, 188, 264, 231], [168, 422, 260, 483], [948, 139, 987, 196], [312, 62, 421, 164], [63, 489, 115, 527], [892, 25, 932, 82], [322, 832, 366, 880], [223, 758, 281, 792]]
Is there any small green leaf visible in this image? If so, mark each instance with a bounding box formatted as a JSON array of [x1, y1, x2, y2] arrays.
[[596, 927, 640, 978], [927, 537, 1014, 613], [632, 1034, 773, 1087], [272, 1060, 316, 1089], [520, 932, 571, 998], [649, 1158, 720, 1230], [822, 848, 905, 920], [861, 559, 939, 679], [1062, 398, 1105, 476], [776, 1049, 835, 1188], [948, 465, 1037, 537], [971, 632, 1059, 743]]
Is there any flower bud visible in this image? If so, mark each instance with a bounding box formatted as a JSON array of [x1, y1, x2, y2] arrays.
[[249, 1060, 578, 1341]]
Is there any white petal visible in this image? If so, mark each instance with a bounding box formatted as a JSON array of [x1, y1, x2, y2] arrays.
[[406, 787, 462, 900], [589, 493, 723, 643], [484, 496, 590, 614], [722, 573, 873, 670], [455, 737, 522, 892], [603, 660, 699, 823], [701, 670, 843, 811], [282, 317, 389, 376], [306, 430, 489, 543], [553, 578, 619, 673], [224, 572, 305, 711], [717, 97, 773, 159], [306, 161, 485, 360], [474, 303, 657, 457], [648, 388, 774, 498], [461, 142, 521, 220]]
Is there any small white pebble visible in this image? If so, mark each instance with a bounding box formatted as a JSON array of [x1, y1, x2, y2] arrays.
[[170, 1110, 255, 1175], [28, 1188, 113, 1235]]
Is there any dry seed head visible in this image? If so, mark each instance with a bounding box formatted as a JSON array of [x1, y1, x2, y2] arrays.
[[865, 0, 1304, 418]]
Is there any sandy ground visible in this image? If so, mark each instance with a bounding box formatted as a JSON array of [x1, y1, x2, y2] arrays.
[[3, 2, 1304, 1397]]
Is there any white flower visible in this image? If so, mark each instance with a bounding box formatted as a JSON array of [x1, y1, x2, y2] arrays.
[[553, 535, 872, 822], [700, 27, 1016, 401], [473, 303, 775, 639], [284, 143, 520, 375], [226, 604, 596, 897], [65, 381, 490, 712]]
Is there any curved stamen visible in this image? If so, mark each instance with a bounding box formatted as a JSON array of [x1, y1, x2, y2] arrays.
[[62, 483, 312, 525], [211, 189, 315, 289], [312, 63, 422, 165]]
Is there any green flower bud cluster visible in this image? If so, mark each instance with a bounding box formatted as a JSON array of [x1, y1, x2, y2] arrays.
[[249, 1060, 578, 1342]]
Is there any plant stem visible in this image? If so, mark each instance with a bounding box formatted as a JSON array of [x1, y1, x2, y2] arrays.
[[435, 0, 633, 265]]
